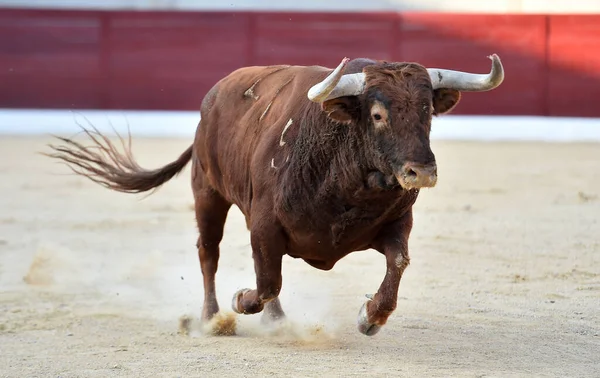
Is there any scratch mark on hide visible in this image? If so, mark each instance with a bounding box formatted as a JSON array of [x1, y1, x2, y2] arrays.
[[271, 152, 291, 170], [259, 78, 293, 122], [244, 65, 290, 101], [279, 118, 293, 146], [258, 100, 273, 121], [260, 103, 272, 122]]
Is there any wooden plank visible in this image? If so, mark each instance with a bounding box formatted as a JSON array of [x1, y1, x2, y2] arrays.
[[0, 9, 104, 108], [399, 14, 548, 115], [0, 8, 597, 117], [106, 11, 249, 109], [253, 12, 397, 67], [547, 15, 600, 117]]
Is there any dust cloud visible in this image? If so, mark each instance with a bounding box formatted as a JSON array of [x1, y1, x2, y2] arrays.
[[17, 218, 341, 342]]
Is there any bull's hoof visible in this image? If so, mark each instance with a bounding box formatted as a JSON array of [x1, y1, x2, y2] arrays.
[[260, 310, 286, 326], [357, 302, 382, 336], [231, 288, 251, 314]]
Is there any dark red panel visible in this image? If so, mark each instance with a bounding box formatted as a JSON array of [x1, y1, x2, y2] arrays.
[[105, 11, 249, 110], [398, 14, 547, 116], [547, 15, 600, 117], [253, 12, 398, 67], [0, 8, 598, 117], [0, 9, 104, 108], [2, 76, 104, 109]]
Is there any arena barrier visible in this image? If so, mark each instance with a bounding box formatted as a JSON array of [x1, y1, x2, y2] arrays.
[[0, 9, 598, 117]]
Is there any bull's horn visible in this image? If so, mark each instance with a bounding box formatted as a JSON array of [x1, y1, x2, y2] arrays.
[[308, 58, 366, 102], [427, 54, 504, 92]]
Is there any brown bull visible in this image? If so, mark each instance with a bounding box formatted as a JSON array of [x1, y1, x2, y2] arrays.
[[46, 55, 504, 336]]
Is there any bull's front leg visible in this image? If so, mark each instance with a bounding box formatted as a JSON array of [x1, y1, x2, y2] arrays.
[[231, 214, 286, 317], [357, 209, 413, 336]]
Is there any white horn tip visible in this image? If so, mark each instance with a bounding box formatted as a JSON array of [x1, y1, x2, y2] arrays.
[[307, 57, 352, 102], [488, 54, 501, 63], [334, 57, 351, 75], [487, 53, 504, 88]]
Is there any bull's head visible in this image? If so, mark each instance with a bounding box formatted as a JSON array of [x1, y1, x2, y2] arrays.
[[307, 55, 504, 190]]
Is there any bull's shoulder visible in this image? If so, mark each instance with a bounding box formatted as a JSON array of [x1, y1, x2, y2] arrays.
[[217, 59, 376, 92], [222, 65, 293, 85]]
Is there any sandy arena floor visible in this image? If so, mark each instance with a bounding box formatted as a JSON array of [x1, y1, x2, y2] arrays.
[[0, 136, 598, 377]]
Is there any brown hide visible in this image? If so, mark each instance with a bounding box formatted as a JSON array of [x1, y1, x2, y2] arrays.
[[194, 60, 440, 268]]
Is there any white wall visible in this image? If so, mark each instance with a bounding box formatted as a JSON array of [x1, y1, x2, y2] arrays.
[[3, 110, 600, 141], [1, 0, 599, 13]]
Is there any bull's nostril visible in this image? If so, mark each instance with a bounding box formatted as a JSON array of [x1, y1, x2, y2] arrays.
[[398, 163, 437, 189]]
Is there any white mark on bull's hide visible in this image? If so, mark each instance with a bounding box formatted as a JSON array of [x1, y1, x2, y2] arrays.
[[271, 154, 290, 169], [279, 118, 293, 146], [395, 254, 409, 271], [244, 85, 259, 100]]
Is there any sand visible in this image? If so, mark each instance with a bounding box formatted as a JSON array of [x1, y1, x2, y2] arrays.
[[0, 136, 598, 377]]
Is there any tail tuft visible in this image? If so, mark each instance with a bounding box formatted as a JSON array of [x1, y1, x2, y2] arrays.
[[43, 123, 192, 194]]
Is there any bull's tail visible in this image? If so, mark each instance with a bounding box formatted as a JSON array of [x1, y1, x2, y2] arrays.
[[44, 124, 193, 194]]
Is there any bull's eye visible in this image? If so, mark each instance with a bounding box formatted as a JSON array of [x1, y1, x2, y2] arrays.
[[370, 101, 388, 130]]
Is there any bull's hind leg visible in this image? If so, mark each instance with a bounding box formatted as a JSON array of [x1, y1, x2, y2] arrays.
[[231, 213, 286, 318], [194, 187, 231, 322]]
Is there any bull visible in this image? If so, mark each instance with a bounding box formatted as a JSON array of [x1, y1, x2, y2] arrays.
[[46, 55, 504, 336]]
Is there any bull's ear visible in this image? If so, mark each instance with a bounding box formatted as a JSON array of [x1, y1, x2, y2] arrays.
[[321, 97, 361, 124], [432, 88, 461, 115]]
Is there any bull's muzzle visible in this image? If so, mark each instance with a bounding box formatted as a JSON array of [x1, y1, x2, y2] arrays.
[[395, 162, 438, 189]]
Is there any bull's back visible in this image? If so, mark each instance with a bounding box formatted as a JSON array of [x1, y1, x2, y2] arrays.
[[194, 64, 327, 215]]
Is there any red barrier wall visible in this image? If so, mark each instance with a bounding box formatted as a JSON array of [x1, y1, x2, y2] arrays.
[[547, 15, 600, 117], [0, 9, 598, 116]]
